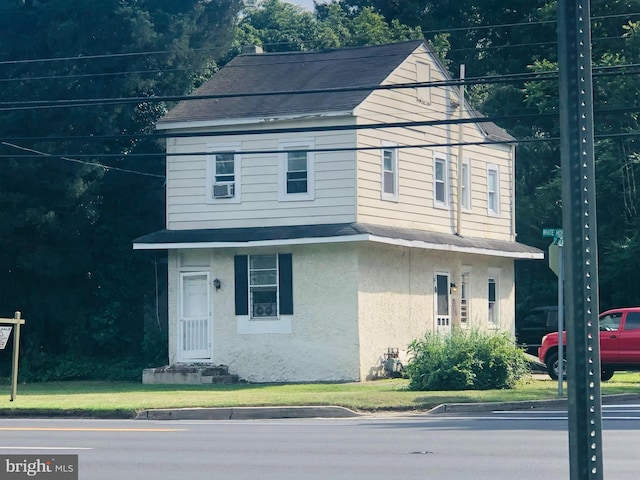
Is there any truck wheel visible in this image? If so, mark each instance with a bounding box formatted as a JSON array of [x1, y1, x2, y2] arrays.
[[546, 352, 566, 380], [601, 368, 615, 382]]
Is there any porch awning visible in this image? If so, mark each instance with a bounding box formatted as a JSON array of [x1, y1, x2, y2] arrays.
[[133, 222, 543, 260]]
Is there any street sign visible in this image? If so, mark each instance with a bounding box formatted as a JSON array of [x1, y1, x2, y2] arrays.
[[543, 227, 563, 246], [0, 326, 12, 349]]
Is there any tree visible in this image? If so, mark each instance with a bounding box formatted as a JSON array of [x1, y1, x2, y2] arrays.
[[234, 0, 423, 53], [343, 0, 640, 311], [0, 0, 242, 379]]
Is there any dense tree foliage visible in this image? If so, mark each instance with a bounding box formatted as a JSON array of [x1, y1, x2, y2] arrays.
[[342, 0, 640, 313], [0, 0, 242, 379], [3, 0, 640, 380], [234, 0, 423, 53]]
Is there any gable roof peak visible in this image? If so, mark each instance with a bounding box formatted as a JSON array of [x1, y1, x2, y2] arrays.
[[158, 40, 431, 126]]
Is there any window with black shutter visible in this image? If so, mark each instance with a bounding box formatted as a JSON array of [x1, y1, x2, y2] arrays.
[[234, 253, 293, 318]]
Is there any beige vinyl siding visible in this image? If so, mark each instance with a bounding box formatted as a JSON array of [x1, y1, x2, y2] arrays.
[[354, 44, 514, 241], [165, 120, 358, 230]]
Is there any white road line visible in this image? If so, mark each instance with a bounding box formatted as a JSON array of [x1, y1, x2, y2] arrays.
[[0, 447, 93, 450]]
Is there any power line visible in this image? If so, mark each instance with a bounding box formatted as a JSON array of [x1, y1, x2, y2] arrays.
[[6, 104, 640, 145], [6, 131, 640, 160], [1, 142, 165, 178], [0, 9, 635, 69], [5, 60, 640, 112]]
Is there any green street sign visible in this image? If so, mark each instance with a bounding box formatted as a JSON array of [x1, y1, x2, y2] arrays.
[[543, 227, 563, 246], [543, 227, 562, 238]]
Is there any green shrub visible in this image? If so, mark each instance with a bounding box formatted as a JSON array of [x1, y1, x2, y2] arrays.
[[19, 352, 143, 382], [405, 329, 529, 391]]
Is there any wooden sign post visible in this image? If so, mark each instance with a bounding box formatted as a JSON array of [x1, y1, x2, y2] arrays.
[[0, 312, 26, 401]]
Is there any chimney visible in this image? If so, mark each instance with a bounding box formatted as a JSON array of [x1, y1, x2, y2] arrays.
[[242, 45, 264, 54]]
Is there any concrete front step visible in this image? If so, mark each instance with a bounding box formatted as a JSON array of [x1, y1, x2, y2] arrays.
[[201, 374, 240, 384], [142, 364, 241, 385]]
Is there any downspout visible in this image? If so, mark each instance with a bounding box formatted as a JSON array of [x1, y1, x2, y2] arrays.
[[456, 64, 465, 236], [510, 143, 517, 240]]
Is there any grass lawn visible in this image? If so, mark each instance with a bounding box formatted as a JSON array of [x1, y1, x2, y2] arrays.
[[0, 372, 638, 418]]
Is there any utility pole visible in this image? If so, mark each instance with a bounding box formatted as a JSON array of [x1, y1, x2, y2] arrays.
[[557, 0, 603, 478]]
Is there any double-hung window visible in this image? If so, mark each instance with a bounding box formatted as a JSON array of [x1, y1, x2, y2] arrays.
[[434, 155, 448, 207], [487, 165, 500, 215], [381, 143, 398, 201], [234, 254, 293, 318], [249, 255, 278, 318], [207, 144, 241, 203], [279, 140, 314, 201]]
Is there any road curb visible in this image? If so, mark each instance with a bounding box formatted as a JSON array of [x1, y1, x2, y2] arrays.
[[136, 405, 361, 420], [428, 393, 640, 414]]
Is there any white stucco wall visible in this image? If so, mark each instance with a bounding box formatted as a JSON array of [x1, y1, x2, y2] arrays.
[[356, 244, 515, 380], [169, 244, 361, 383], [166, 242, 515, 383]]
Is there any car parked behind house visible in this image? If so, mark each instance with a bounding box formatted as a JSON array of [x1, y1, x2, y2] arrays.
[[515, 306, 559, 355], [538, 306, 640, 381]]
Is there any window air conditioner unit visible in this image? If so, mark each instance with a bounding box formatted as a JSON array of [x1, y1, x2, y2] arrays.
[[253, 302, 277, 317], [213, 183, 234, 199]]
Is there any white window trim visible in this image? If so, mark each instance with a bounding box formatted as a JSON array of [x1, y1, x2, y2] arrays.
[[487, 164, 500, 215], [433, 153, 449, 209], [206, 143, 242, 204], [278, 139, 315, 202], [461, 158, 471, 210], [381, 142, 399, 201], [237, 316, 292, 335]]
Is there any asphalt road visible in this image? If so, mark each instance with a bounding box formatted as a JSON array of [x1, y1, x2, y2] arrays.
[[1, 406, 640, 480]]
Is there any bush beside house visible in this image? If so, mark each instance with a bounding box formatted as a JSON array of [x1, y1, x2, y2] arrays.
[[405, 330, 529, 391]]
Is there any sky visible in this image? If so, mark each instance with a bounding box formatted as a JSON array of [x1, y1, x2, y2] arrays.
[[284, 0, 319, 11]]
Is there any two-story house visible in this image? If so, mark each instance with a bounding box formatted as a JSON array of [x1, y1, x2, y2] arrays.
[[134, 40, 543, 383]]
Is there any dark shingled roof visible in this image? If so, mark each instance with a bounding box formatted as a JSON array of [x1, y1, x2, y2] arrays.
[[133, 222, 542, 258], [159, 40, 426, 124], [158, 40, 513, 141]]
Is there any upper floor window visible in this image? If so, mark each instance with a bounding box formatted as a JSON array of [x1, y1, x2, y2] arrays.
[[279, 140, 314, 201], [461, 160, 471, 210], [381, 143, 398, 201], [207, 144, 241, 204], [286, 151, 308, 194], [434, 155, 448, 207], [487, 165, 500, 215]]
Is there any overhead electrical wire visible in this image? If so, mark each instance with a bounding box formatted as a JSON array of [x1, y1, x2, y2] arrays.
[[0, 142, 164, 178], [5, 104, 640, 146], [5, 130, 640, 161], [0, 9, 639, 172]]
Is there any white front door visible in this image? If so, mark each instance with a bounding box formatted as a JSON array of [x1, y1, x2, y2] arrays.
[[435, 273, 451, 335], [178, 272, 211, 361]]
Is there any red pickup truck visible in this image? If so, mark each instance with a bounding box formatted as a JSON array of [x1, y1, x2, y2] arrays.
[[538, 307, 640, 381]]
